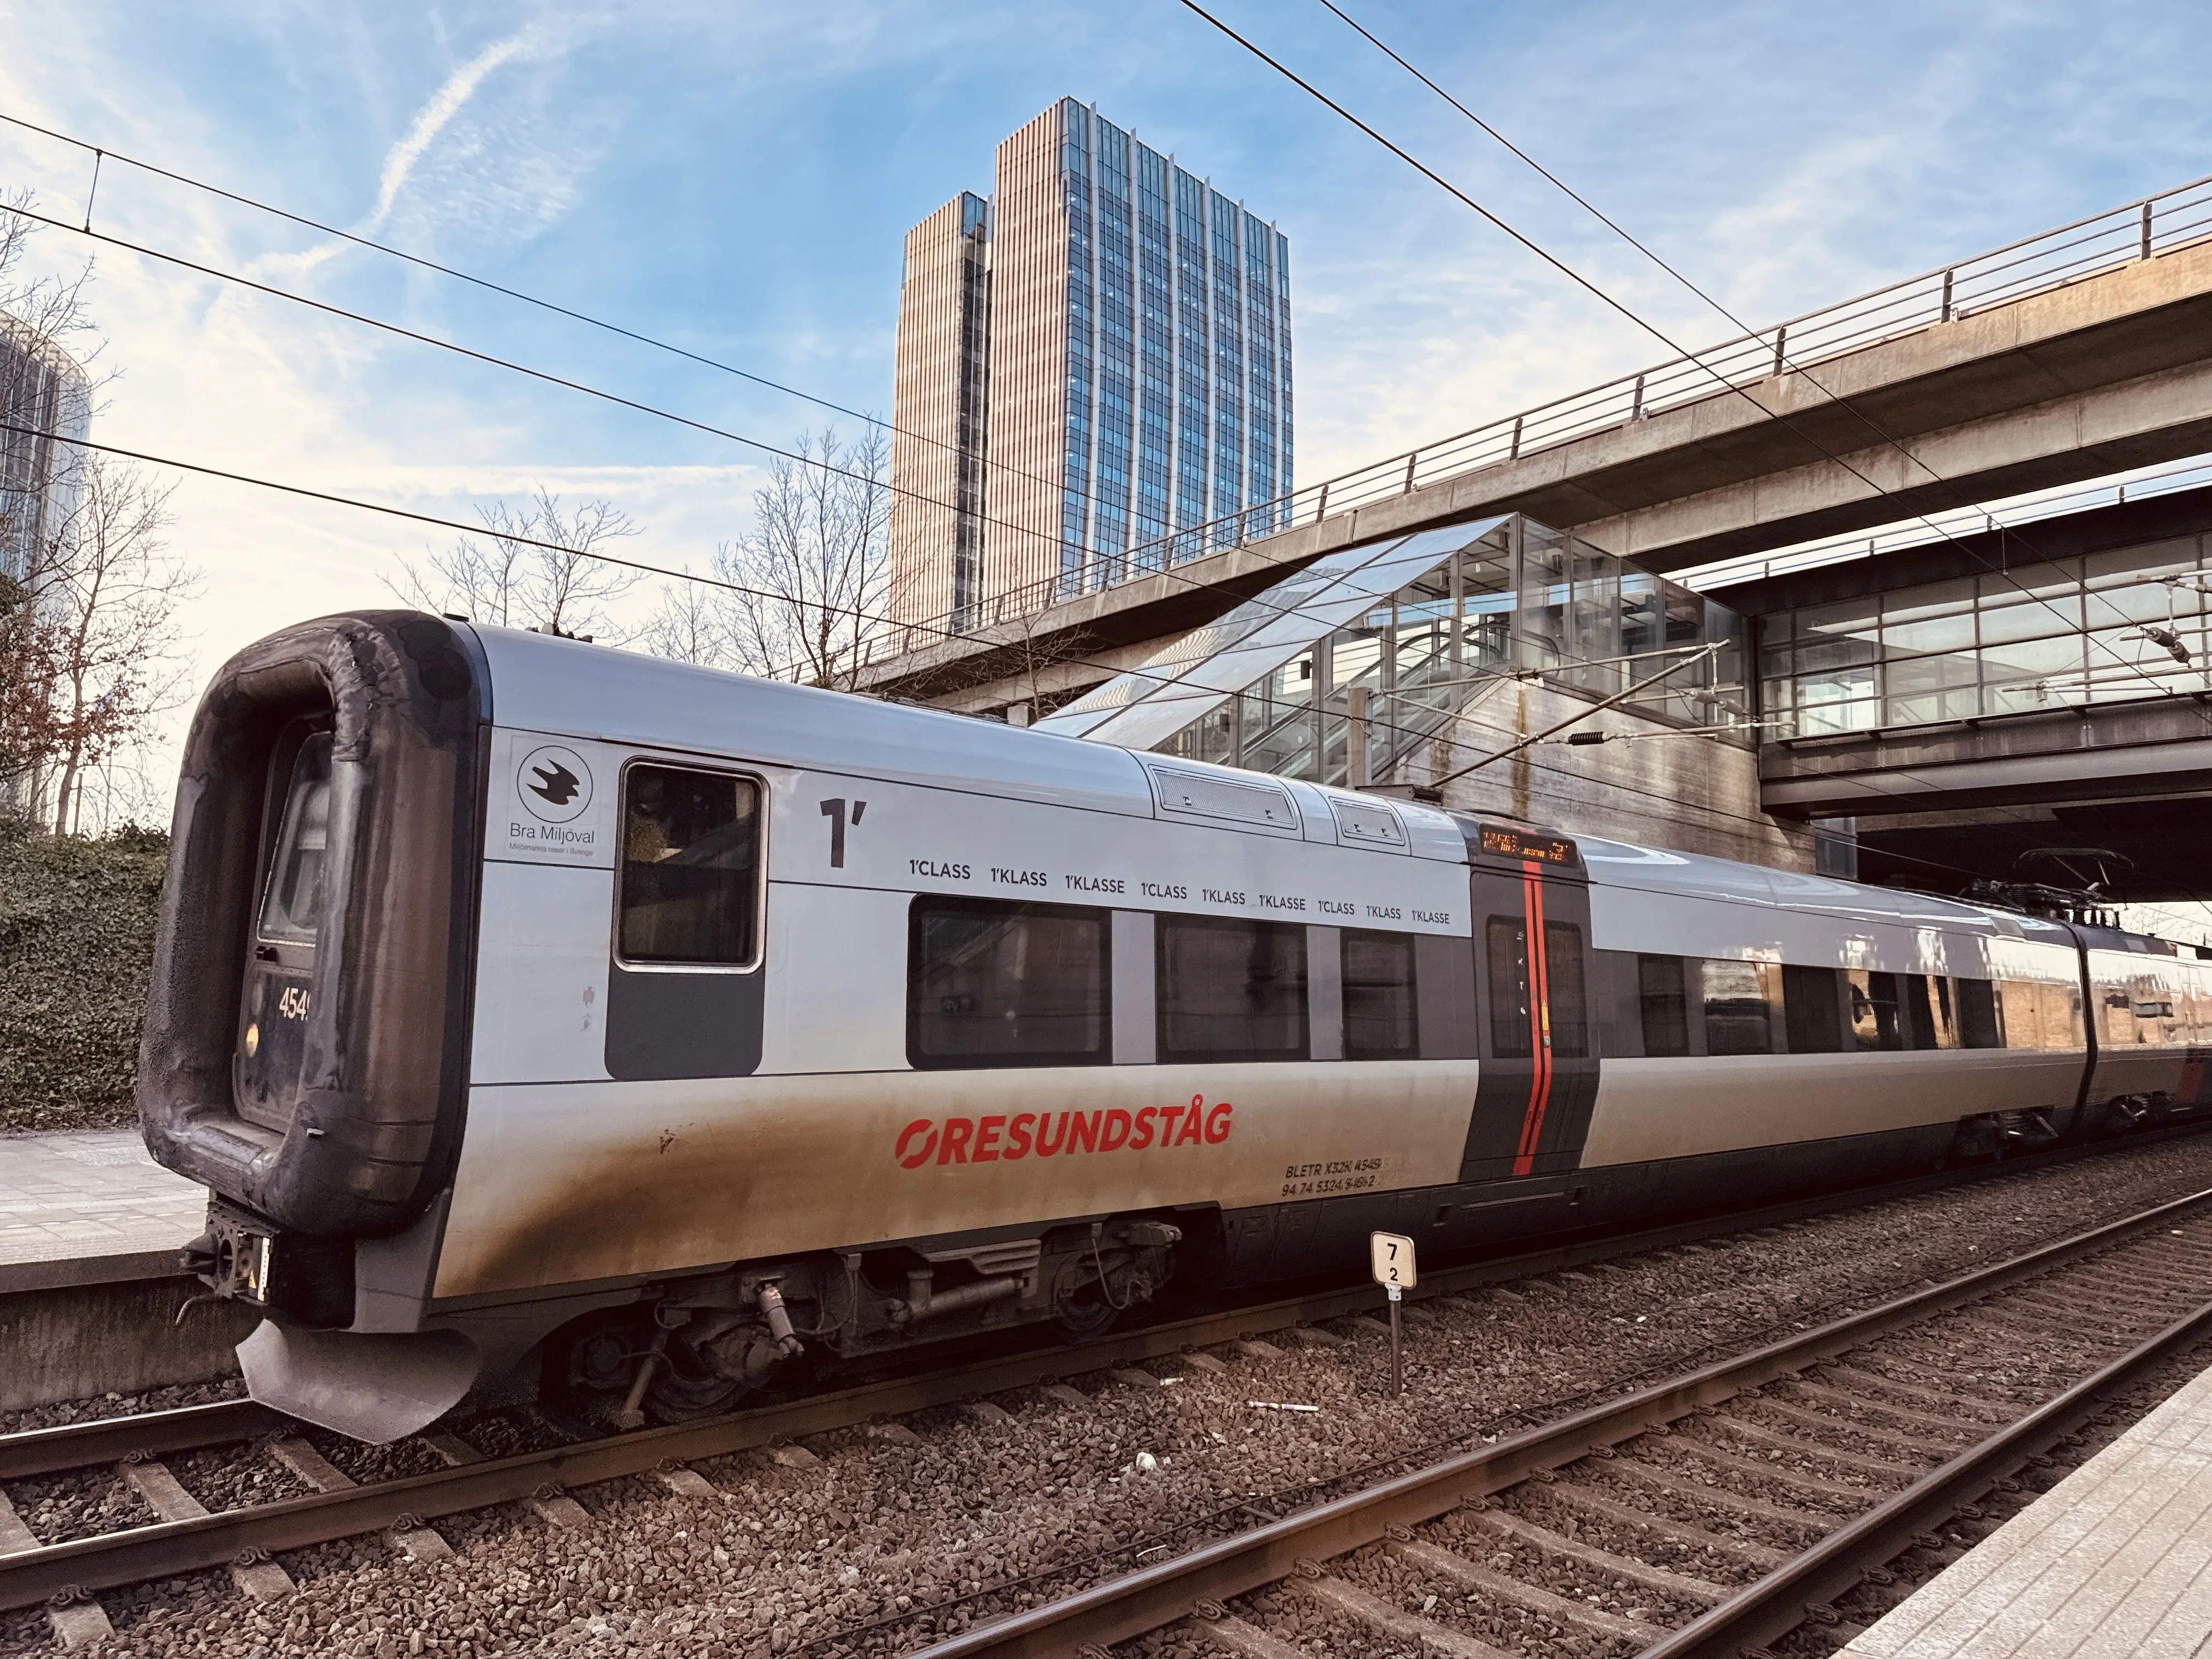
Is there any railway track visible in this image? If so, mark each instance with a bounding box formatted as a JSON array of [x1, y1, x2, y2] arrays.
[[901, 1186, 2212, 1659], [1, 1137, 2208, 1650]]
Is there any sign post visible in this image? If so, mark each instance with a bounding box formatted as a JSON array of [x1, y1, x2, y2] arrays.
[[1368, 1232, 1417, 1398]]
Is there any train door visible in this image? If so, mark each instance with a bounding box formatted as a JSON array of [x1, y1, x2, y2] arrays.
[[1460, 823, 1599, 1181], [235, 719, 334, 1132]]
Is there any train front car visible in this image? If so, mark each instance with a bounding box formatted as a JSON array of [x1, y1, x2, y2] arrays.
[[140, 612, 487, 1443], [142, 611, 1496, 1441], [140, 609, 2212, 1446]]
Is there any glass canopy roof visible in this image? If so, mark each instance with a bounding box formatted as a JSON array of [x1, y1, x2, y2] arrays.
[[1037, 515, 1749, 789]]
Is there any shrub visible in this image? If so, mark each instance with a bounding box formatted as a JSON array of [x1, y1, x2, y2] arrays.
[[0, 819, 170, 1131]]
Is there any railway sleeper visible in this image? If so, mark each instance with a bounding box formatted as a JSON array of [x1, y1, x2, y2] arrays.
[[1288, 1569, 1508, 1659], [2059, 1262, 2210, 1302], [263, 1436, 454, 1562], [1594, 1455, 1836, 1536], [1526, 1480, 1788, 1575], [122, 1458, 296, 1602], [0, 1488, 115, 1650], [1684, 1416, 1918, 1486], [1783, 1376, 1997, 1437], [2002, 1286, 2175, 1337], [1814, 1359, 2016, 1418], [1455, 1503, 1730, 1605], [1746, 1394, 1970, 1460], [1386, 1534, 1661, 1644], [1833, 1351, 2040, 1413], [1192, 1609, 1307, 1659], [1647, 1433, 1892, 1508]]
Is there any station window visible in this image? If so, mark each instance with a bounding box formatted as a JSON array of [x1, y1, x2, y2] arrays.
[[1997, 979, 2080, 1050], [1703, 960, 1779, 1056], [1783, 964, 1844, 1053], [1342, 929, 1418, 1061], [1957, 978, 2004, 1048], [909, 897, 1109, 1069], [1637, 954, 1689, 1057], [618, 765, 762, 967], [1158, 916, 1307, 1063], [1848, 970, 1905, 1051]]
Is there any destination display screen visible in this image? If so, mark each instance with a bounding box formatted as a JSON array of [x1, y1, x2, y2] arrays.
[[1479, 825, 1579, 867]]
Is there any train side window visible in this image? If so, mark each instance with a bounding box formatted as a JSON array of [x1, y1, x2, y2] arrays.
[[1702, 960, 1778, 1056], [1899, 974, 1959, 1049], [1342, 929, 1418, 1061], [2000, 979, 2080, 1049], [1545, 922, 1588, 1058], [1488, 918, 1533, 1059], [909, 898, 1109, 1069], [1637, 954, 1689, 1057], [618, 765, 762, 967], [1158, 916, 1307, 1063], [1848, 970, 1904, 1051], [1957, 978, 2004, 1048], [1782, 964, 1844, 1053]]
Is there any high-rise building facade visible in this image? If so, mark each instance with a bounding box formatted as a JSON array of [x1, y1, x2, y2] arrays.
[[889, 192, 991, 629], [888, 98, 1291, 629], [0, 312, 88, 588]]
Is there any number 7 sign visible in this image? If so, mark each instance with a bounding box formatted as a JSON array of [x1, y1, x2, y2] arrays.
[[1370, 1231, 1416, 1290]]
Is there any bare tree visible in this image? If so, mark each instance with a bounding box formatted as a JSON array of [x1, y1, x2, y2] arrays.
[[390, 488, 644, 640], [10, 453, 195, 834], [642, 428, 890, 689], [0, 188, 100, 364]]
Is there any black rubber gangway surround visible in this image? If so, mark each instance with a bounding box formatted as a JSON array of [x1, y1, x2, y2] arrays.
[[137, 611, 488, 1238], [3, 1126, 2209, 1619]]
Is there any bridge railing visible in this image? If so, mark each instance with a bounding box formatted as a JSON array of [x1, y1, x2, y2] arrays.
[[868, 171, 2212, 675]]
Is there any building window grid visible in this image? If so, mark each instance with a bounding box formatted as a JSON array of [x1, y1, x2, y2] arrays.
[[1760, 538, 2212, 736]]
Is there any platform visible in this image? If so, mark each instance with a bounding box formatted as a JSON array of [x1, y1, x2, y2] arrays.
[[0, 1128, 207, 1268], [1839, 1359, 2212, 1658]]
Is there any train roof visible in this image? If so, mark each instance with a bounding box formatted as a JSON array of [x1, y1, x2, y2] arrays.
[[1575, 833, 2083, 946], [471, 627, 2191, 955], [471, 624, 1469, 855]]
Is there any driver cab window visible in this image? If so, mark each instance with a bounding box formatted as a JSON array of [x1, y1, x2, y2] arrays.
[[259, 731, 334, 947], [618, 765, 762, 967]]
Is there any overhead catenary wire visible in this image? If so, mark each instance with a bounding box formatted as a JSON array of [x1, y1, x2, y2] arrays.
[[13, 417, 2197, 936], [5, 104, 2183, 739], [0, 186, 1431, 693], [8, 117, 2202, 927], [1182, 0, 2207, 723]]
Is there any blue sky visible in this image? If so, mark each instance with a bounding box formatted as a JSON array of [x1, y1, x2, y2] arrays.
[[3, 0, 2211, 799]]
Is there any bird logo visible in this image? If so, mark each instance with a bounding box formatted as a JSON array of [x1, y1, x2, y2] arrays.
[[528, 759, 582, 806], [515, 744, 592, 824]]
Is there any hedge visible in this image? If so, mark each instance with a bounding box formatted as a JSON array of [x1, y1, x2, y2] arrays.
[[0, 820, 170, 1132]]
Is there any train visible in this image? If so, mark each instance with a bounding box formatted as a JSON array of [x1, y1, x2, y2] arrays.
[[138, 611, 2212, 1442]]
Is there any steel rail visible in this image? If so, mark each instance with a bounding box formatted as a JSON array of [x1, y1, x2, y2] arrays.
[[1639, 1295, 2212, 1657], [2, 1127, 2207, 1611], [0, 1400, 281, 1482], [898, 1184, 2212, 1658]]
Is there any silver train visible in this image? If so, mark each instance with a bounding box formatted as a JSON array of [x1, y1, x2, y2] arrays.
[[140, 612, 2212, 1441]]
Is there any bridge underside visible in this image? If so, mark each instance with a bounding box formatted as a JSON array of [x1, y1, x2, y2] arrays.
[[1850, 795, 2212, 906]]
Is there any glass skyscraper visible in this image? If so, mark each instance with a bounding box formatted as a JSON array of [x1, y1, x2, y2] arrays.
[[888, 98, 1291, 630]]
